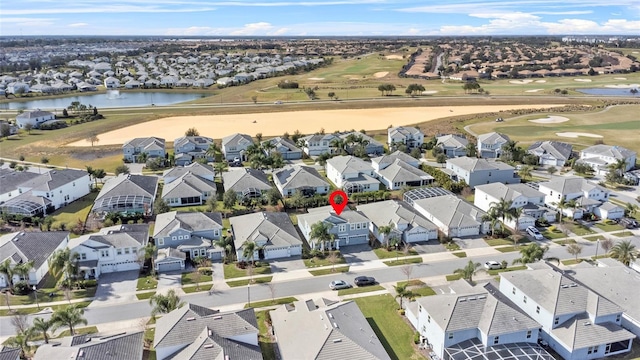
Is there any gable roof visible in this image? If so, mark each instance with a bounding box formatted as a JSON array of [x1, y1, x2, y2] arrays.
[[16, 110, 53, 120], [388, 126, 421, 138], [122, 137, 165, 150], [477, 132, 510, 145], [357, 200, 438, 231], [16, 169, 89, 192], [447, 157, 515, 172], [0, 231, 69, 269], [413, 195, 486, 229], [377, 159, 434, 183], [527, 141, 573, 161], [326, 155, 373, 174], [161, 173, 217, 199], [551, 313, 635, 351], [229, 212, 302, 251], [274, 165, 329, 190], [173, 136, 214, 149], [167, 326, 262, 360], [0, 347, 20, 360], [221, 133, 253, 148], [371, 150, 419, 169], [538, 176, 607, 195], [0, 169, 42, 195], [95, 174, 158, 202], [581, 144, 636, 159], [271, 300, 391, 360], [437, 134, 469, 148], [262, 137, 301, 153], [34, 332, 144, 360], [298, 206, 369, 230], [154, 211, 223, 238], [163, 163, 215, 182], [475, 182, 545, 202], [222, 168, 271, 193]]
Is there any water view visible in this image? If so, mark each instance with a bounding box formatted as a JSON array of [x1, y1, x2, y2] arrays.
[[0, 91, 208, 110], [576, 87, 640, 96]]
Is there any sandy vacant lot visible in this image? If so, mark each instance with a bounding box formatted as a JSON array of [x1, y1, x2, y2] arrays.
[[529, 116, 569, 124], [556, 132, 603, 138], [385, 55, 403, 60], [67, 104, 565, 147], [374, 71, 389, 78]]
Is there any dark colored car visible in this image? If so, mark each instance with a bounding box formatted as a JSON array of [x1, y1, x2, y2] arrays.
[[354, 276, 376, 287]]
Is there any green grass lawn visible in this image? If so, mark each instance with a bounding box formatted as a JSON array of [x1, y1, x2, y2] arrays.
[[396, 280, 436, 297], [452, 252, 467, 258], [245, 297, 297, 309], [613, 231, 634, 237], [136, 291, 156, 300], [303, 253, 347, 268], [137, 275, 158, 291], [373, 248, 419, 260], [58, 326, 99, 337], [383, 257, 422, 266], [338, 285, 385, 296], [565, 223, 595, 236], [182, 284, 213, 294], [541, 228, 566, 239], [446, 274, 463, 281], [444, 242, 461, 251], [594, 222, 624, 232], [0, 300, 92, 317], [496, 246, 520, 253], [181, 272, 213, 285], [50, 192, 98, 228], [487, 266, 527, 276], [223, 263, 272, 279], [584, 235, 607, 242], [484, 238, 514, 246], [226, 276, 273, 287], [5, 285, 96, 306], [354, 294, 426, 360], [554, 239, 578, 246], [256, 310, 277, 360], [561, 258, 585, 266], [308, 266, 350, 276]]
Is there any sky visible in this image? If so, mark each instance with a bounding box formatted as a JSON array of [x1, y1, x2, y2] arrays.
[[1, 0, 640, 37]]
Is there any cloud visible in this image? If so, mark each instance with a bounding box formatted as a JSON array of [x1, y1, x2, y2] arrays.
[[68, 22, 88, 27]]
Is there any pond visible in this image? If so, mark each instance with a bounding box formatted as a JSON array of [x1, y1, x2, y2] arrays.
[[0, 91, 208, 110], [576, 87, 640, 96]]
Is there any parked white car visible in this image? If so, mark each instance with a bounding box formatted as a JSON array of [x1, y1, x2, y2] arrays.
[[484, 261, 502, 270], [526, 226, 544, 240]]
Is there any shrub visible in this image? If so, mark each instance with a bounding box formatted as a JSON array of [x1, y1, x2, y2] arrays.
[[414, 331, 421, 344], [548, 225, 557, 232], [198, 267, 213, 275], [79, 279, 97, 288], [13, 281, 31, 295], [398, 309, 405, 316]]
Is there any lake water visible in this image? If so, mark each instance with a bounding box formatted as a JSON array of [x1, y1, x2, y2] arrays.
[[576, 88, 640, 96], [0, 91, 208, 110]]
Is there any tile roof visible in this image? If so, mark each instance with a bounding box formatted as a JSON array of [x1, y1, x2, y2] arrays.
[[274, 165, 329, 190], [222, 168, 271, 193], [34, 331, 144, 360], [229, 212, 303, 251], [154, 211, 223, 239], [0, 231, 69, 269]]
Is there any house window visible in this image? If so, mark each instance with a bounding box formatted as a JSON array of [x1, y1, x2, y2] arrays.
[[427, 315, 431, 323], [172, 236, 177, 241], [493, 336, 499, 345], [588, 346, 598, 354], [184, 235, 190, 239], [523, 296, 527, 303], [526, 330, 532, 339], [81, 253, 87, 260], [554, 317, 559, 325], [536, 306, 540, 314], [100, 250, 109, 258], [448, 333, 453, 339], [178, 235, 183, 240], [616, 314, 621, 322], [338, 225, 346, 233], [158, 239, 164, 246], [350, 224, 356, 230], [116, 249, 122, 255], [125, 248, 130, 254], [200, 249, 207, 256]]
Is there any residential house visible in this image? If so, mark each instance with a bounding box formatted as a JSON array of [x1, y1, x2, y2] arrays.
[[221, 133, 253, 161], [92, 174, 159, 216], [161, 172, 216, 207], [34, 332, 144, 360], [271, 299, 391, 360], [371, 150, 420, 172], [153, 211, 224, 265], [173, 136, 215, 165], [222, 168, 272, 201], [230, 212, 303, 261], [162, 163, 215, 184], [153, 303, 262, 360], [0, 169, 91, 217], [339, 131, 385, 155], [388, 126, 424, 149], [103, 76, 120, 89], [436, 134, 469, 158], [407, 283, 547, 360], [0, 120, 18, 136], [446, 157, 518, 189], [300, 133, 339, 156], [297, 206, 370, 249], [15, 110, 55, 129], [67, 224, 149, 279], [155, 248, 186, 273], [527, 141, 573, 167], [273, 165, 329, 197], [375, 159, 434, 190], [412, 194, 489, 237], [0, 231, 69, 287], [500, 268, 635, 360], [579, 145, 637, 175], [261, 137, 303, 160], [357, 200, 438, 244], [122, 137, 166, 163], [593, 202, 624, 220], [326, 155, 380, 194], [0, 169, 40, 204], [474, 183, 556, 229], [537, 177, 610, 219], [477, 132, 510, 158], [0, 347, 20, 360]]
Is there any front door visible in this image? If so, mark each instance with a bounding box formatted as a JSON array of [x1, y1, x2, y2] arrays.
[[258, 248, 265, 260]]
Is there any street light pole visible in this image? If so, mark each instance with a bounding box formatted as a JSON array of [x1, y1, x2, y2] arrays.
[[247, 283, 251, 307], [595, 239, 600, 259], [33, 285, 40, 310]]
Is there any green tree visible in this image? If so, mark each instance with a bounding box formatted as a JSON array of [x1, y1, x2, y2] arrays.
[[31, 317, 54, 344], [625, 203, 638, 217], [12, 260, 34, 284], [393, 283, 414, 309], [378, 224, 395, 248], [328, 92, 335, 100], [215, 161, 228, 183], [24, 123, 33, 134], [489, 198, 514, 236], [215, 236, 236, 262], [154, 199, 171, 214], [50, 305, 88, 336], [206, 142, 220, 162], [139, 243, 157, 275], [513, 243, 551, 265], [6, 328, 33, 359], [185, 127, 200, 136], [566, 243, 583, 261], [115, 164, 130, 175], [92, 168, 106, 187], [609, 240, 637, 266], [453, 260, 481, 282], [518, 165, 533, 181], [242, 241, 257, 264], [310, 221, 334, 251], [0, 259, 15, 290], [205, 196, 218, 212], [49, 248, 79, 287], [149, 289, 184, 317], [482, 208, 500, 237], [0, 124, 11, 138], [265, 187, 283, 206], [223, 190, 238, 209]]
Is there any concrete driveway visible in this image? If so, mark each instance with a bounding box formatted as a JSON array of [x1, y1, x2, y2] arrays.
[[410, 240, 446, 254], [340, 244, 378, 264], [88, 270, 139, 307], [268, 256, 306, 273], [156, 272, 182, 294]]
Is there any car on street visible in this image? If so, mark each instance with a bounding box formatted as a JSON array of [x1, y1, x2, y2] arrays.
[[329, 280, 351, 290], [619, 217, 639, 229], [484, 261, 502, 270], [354, 276, 376, 286], [526, 226, 544, 240]]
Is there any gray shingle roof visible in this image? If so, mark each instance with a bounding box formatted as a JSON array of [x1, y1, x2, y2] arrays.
[[274, 165, 329, 190], [16, 110, 54, 120], [357, 200, 438, 231], [222, 168, 271, 193], [412, 195, 486, 229], [298, 206, 369, 230], [388, 126, 421, 137], [538, 176, 607, 196], [15, 169, 89, 192], [477, 132, 510, 145], [262, 137, 301, 153], [0, 231, 69, 269], [326, 155, 373, 174], [527, 141, 573, 161], [166, 327, 263, 360], [437, 134, 469, 148], [163, 163, 215, 182], [0, 347, 20, 360], [447, 157, 515, 172], [156, 247, 186, 262], [581, 144, 636, 160], [154, 211, 223, 239], [162, 173, 216, 199], [376, 159, 433, 183], [474, 183, 545, 203], [95, 174, 158, 202], [173, 136, 213, 150], [122, 137, 165, 150], [229, 212, 302, 251], [34, 331, 144, 360], [221, 133, 253, 147], [551, 313, 635, 350], [0, 169, 40, 195], [371, 150, 418, 169]]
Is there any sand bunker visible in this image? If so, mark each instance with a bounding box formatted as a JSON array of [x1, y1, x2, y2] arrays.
[[308, 77, 325, 81], [67, 104, 566, 147], [374, 72, 389, 78], [509, 80, 534, 84], [385, 55, 403, 60], [421, 90, 438, 94], [574, 78, 592, 82], [525, 89, 544, 93], [535, 80, 547, 83], [604, 84, 640, 89], [614, 77, 627, 80], [556, 132, 603, 138], [529, 116, 570, 124]]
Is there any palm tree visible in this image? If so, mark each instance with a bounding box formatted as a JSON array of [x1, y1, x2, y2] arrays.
[[149, 289, 184, 317], [310, 221, 334, 251], [378, 224, 394, 248], [49, 248, 80, 287], [0, 259, 15, 290], [50, 305, 88, 336], [206, 142, 220, 161], [482, 208, 500, 237], [31, 317, 53, 344], [139, 243, 157, 275], [137, 152, 149, 164], [609, 240, 637, 266], [12, 260, 34, 284], [453, 261, 481, 282], [509, 207, 524, 246], [242, 241, 257, 264], [6, 328, 33, 358], [489, 198, 513, 236], [607, 158, 628, 177], [513, 243, 553, 264], [215, 236, 235, 262], [215, 161, 228, 183], [553, 197, 570, 224], [262, 141, 276, 156], [625, 203, 638, 217], [518, 165, 533, 181], [393, 283, 414, 310]]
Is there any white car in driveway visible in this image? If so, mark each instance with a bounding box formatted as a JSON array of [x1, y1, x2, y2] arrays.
[[484, 261, 502, 270], [526, 226, 544, 240]]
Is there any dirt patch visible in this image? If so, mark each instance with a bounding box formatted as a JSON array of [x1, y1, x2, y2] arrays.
[[529, 116, 570, 124], [66, 104, 567, 147], [374, 71, 389, 78], [68, 149, 122, 161], [556, 132, 603, 138], [385, 55, 403, 60]]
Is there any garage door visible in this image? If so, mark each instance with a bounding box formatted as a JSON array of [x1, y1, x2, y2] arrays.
[[456, 226, 480, 237], [266, 248, 290, 259], [158, 261, 182, 272], [346, 235, 368, 245]]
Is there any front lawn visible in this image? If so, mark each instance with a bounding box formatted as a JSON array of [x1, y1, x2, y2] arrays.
[[564, 222, 595, 236], [5, 285, 96, 306], [226, 276, 273, 287], [487, 266, 527, 276], [182, 284, 213, 294], [338, 285, 385, 296], [354, 295, 426, 360], [446, 274, 463, 281], [309, 266, 350, 276], [496, 246, 520, 253], [303, 252, 347, 268], [245, 297, 297, 309], [444, 242, 461, 251], [136, 291, 156, 300], [256, 311, 277, 360], [452, 252, 467, 258], [594, 222, 624, 232], [0, 300, 92, 317], [137, 275, 158, 291], [396, 280, 436, 297], [554, 239, 577, 246], [58, 326, 98, 337], [373, 248, 419, 260], [485, 237, 531, 247], [541, 228, 566, 239], [561, 259, 586, 266], [181, 272, 212, 285], [612, 231, 634, 237], [584, 235, 606, 242], [223, 263, 272, 279], [383, 257, 422, 266]]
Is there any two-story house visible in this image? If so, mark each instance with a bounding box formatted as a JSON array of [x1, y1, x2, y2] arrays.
[[436, 134, 469, 158], [537, 177, 610, 219], [261, 137, 303, 160], [122, 137, 166, 163], [474, 183, 556, 229], [0, 231, 69, 287], [35, 332, 143, 360], [578, 145, 637, 175], [273, 165, 330, 197], [527, 141, 573, 167], [338, 131, 385, 155], [173, 136, 215, 166], [297, 206, 370, 250], [446, 157, 518, 189], [500, 268, 635, 360], [477, 132, 510, 158], [153, 211, 224, 268], [358, 200, 438, 244], [300, 133, 339, 156], [221, 133, 253, 161], [388, 126, 424, 150], [67, 224, 149, 279], [325, 155, 380, 194], [230, 212, 303, 261], [371, 151, 420, 172], [15, 110, 55, 129]]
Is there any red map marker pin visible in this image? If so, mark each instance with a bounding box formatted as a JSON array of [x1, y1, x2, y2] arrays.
[[328, 190, 348, 215]]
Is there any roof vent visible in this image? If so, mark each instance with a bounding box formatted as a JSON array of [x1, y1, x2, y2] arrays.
[[333, 322, 339, 328], [208, 329, 212, 336], [186, 317, 196, 321], [78, 350, 84, 357], [459, 298, 467, 302], [583, 322, 591, 326], [213, 315, 223, 320], [469, 296, 477, 301], [478, 295, 487, 299], [328, 313, 333, 319], [570, 283, 578, 287], [204, 344, 214, 349], [333, 339, 342, 343], [561, 285, 569, 289]]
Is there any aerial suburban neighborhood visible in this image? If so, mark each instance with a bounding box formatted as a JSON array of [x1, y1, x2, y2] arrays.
[[0, 31, 639, 360]]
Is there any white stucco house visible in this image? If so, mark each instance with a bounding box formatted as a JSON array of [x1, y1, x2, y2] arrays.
[[537, 177, 610, 219], [579, 145, 637, 175], [325, 155, 380, 194], [388, 126, 424, 150], [15, 110, 55, 129], [411, 194, 490, 237], [477, 132, 510, 158], [446, 157, 518, 189], [527, 141, 573, 167], [593, 202, 625, 220]]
